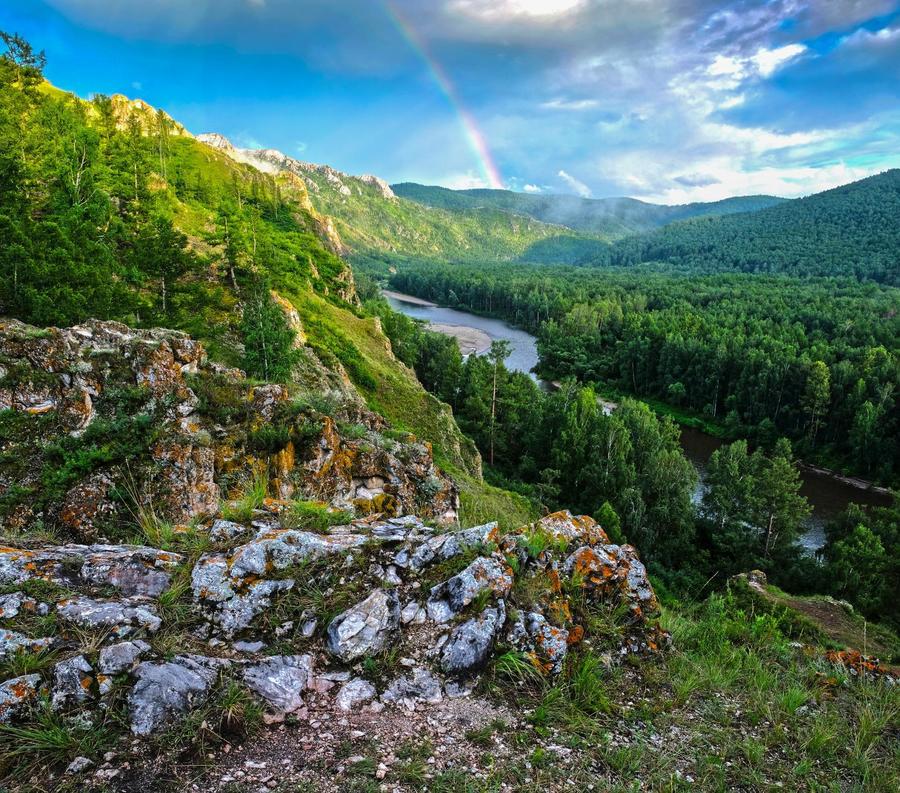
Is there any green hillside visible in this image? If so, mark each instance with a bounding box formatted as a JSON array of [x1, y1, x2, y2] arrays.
[[196, 135, 609, 265], [604, 169, 900, 283], [392, 182, 786, 238]]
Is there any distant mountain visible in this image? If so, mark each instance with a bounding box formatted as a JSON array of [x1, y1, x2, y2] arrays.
[[392, 183, 787, 238], [603, 169, 900, 283], [199, 135, 609, 266]]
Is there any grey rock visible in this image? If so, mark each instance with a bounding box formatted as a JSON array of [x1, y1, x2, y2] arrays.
[[0, 592, 36, 620], [327, 589, 401, 662], [0, 628, 52, 658], [98, 640, 151, 675], [0, 673, 41, 722], [444, 678, 476, 698], [57, 597, 161, 637], [336, 678, 377, 711], [229, 528, 367, 578], [129, 655, 227, 735], [526, 612, 568, 674], [232, 640, 265, 653], [381, 667, 443, 710], [426, 556, 513, 623], [242, 654, 313, 713], [0, 544, 183, 598], [65, 756, 94, 774], [440, 605, 505, 676], [397, 522, 497, 572], [209, 519, 247, 542], [300, 618, 317, 638], [52, 655, 94, 709]]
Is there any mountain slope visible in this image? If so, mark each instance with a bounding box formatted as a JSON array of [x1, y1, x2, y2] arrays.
[[392, 182, 787, 238], [197, 134, 609, 264], [604, 169, 900, 283]]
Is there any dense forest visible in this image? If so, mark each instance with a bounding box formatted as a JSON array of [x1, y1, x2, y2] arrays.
[[384, 262, 900, 485], [598, 170, 900, 283]]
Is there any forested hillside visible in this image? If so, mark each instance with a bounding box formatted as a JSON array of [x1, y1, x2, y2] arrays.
[[602, 170, 900, 283], [393, 182, 786, 238]]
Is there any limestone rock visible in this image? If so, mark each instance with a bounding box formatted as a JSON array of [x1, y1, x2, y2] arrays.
[[426, 556, 513, 623], [526, 612, 568, 675], [51, 655, 94, 709], [381, 667, 443, 710], [98, 640, 151, 675], [327, 589, 401, 662], [336, 678, 377, 711], [242, 654, 313, 713], [129, 655, 227, 735], [440, 604, 506, 676], [0, 629, 52, 658], [57, 597, 161, 637], [0, 674, 42, 723]]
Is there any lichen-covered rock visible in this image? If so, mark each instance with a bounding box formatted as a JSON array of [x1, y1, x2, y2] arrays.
[[564, 543, 659, 620], [229, 527, 368, 578], [98, 640, 151, 675], [208, 519, 246, 542], [525, 612, 569, 674], [0, 674, 41, 722], [0, 592, 41, 619], [534, 510, 609, 547], [440, 604, 506, 676], [427, 556, 513, 624], [129, 655, 227, 735], [0, 544, 183, 598], [395, 521, 498, 572], [51, 655, 94, 709], [57, 597, 161, 637], [336, 677, 377, 711], [327, 589, 401, 662], [381, 667, 443, 710], [190, 555, 294, 636], [0, 629, 52, 658], [242, 654, 313, 713]]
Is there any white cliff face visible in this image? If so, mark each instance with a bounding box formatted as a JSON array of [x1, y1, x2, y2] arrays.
[[196, 133, 395, 200]]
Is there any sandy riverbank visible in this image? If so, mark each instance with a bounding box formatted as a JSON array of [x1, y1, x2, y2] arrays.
[[428, 322, 492, 356], [383, 290, 436, 307]]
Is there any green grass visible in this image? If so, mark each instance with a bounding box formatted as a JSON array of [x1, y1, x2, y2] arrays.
[[281, 499, 354, 533]]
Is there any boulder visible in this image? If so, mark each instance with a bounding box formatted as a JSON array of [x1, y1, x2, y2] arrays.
[[51, 655, 94, 709], [129, 655, 227, 735], [326, 589, 401, 662], [426, 556, 513, 623], [57, 597, 161, 637], [381, 667, 443, 710], [525, 612, 568, 675], [242, 655, 313, 713], [98, 640, 151, 675], [0, 674, 42, 723], [440, 604, 506, 676]]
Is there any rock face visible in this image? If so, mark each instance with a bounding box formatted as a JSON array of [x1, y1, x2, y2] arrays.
[[0, 318, 458, 537], [327, 589, 401, 662]]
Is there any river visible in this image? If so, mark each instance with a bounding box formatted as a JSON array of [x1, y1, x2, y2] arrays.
[[386, 290, 893, 551]]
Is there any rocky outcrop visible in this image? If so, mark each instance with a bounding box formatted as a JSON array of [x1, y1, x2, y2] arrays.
[[0, 319, 459, 538], [0, 502, 666, 767]]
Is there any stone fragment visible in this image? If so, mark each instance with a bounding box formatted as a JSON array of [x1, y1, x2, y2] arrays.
[[209, 519, 247, 542], [327, 589, 400, 662], [440, 605, 505, 676], [229, 528, 368, 578], [57, 597, 161, 637], [98, 640, 151, 675], [0, 629, 52, 658], [396, 521, 497, 572], [65, 756, 94, 774], [0, 592, 37, 619], [0, 674, 41, 722], [129, 655, 227, 735], [426, 557, 513, 623], [242, 655, 313, 713], [381, 667, 443, 710], [51, 655, 94, 709], [526, 612, 568, 674], [335, 678, 377, 711], [233, 640, 265, 653]]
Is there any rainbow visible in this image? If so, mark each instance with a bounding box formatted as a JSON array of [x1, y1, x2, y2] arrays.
[[383, 1, 504, 189]]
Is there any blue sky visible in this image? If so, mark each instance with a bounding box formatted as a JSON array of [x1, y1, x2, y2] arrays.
[[2, 0, 899, 202]]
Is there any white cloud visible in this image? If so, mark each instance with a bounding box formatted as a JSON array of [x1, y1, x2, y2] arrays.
[[752, 43, 807, 77], [540, 98, 599, 111], [448, 0, 586, 22], [558, 169, 591, 197], [523, 183, 542, 192], [439, 170, 491, 189]]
